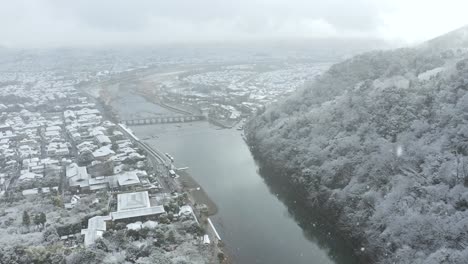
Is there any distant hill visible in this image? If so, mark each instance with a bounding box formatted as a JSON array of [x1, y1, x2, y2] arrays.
[[246, 26, 468, 263], [423, 25, 468, 51]]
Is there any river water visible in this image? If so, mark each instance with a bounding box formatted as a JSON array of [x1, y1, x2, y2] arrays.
[[130, 121, 358, 264]]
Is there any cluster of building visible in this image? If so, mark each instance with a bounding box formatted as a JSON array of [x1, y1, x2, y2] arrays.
[[81, 191, 166, 246], [183, 69, 254, 87], [0, 76, 82, 195], [151, 62, 330, 126], [0, 69, 200, 249]]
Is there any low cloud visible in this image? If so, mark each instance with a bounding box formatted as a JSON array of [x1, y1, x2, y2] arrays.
[[0, 0, 467, 47]]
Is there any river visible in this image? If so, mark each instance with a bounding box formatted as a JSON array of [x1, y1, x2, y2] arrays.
[[130, 121, 358, 264]]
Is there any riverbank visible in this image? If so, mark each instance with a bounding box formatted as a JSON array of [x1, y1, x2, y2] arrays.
[[207, 117, 238, 129], [176, 169, 218, 216], [131, 121, 357, 264], [81, 88, 227, 263], [245, 138, 367, 263], [176, 168, 227, 264]]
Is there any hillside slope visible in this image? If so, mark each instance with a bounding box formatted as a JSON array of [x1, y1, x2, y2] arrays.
[[246, 26, 468, 264]]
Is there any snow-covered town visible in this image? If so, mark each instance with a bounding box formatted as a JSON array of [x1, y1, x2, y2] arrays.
[[0, 45, 338, 263], [0, 65, 221, 263], [5, 1, 468, 264], [94, 61, 330, 129], [138, 62, 330, 128]]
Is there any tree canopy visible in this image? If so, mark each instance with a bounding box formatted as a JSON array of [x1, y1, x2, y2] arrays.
[[246, 27, 468, 264]]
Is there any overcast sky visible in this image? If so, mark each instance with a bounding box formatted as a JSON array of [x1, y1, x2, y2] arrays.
[[1, 0, 467, 48]]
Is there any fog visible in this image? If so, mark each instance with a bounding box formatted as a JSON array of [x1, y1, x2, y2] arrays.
[[2, 1, 468, 264], [1, 0, 467, 48]]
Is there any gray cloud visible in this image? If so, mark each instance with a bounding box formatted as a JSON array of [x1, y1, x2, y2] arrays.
[[0, 0, 466, 47]]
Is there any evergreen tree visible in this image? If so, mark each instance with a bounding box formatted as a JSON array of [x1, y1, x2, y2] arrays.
[[33, 213, 46, 226], [39, 212, 47, 225], [22, 211, 30, 226], [33, 214, 41, 226], [167, 230, 176, 244]]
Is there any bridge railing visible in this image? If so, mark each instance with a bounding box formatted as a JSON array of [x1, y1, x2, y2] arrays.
[[121, 115, 205, 126]]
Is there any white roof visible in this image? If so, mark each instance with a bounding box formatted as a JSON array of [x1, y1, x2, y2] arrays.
[[66, 163, 88, 179], [111, 205, 165, 221], [117, 191, 150, 211], [142, 220, 158, 229], [93, 146, 115, 158], [117, 171, 141, 187], [19, 172, 43, 181], [82, 215, 111, 247], [126, 221, 143, 231], [22, 186, 58, 196], [44, 130, 60, 137], [96, 134, 111, 144], [179, 205, 194, 216], [77, 141, 94, 149], [203, 234, 211, 244], [46, 126, 61, 131], [67, 164, 90, 188]]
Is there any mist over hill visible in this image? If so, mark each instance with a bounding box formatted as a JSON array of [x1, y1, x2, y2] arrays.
[[246, 25, 468, 263]]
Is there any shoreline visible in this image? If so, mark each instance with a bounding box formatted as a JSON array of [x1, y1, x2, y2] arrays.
[[130, 129, 228, 263], [84, 86, 228, 263], [245, 138, 367, 263], [175, 169, 218, 216]]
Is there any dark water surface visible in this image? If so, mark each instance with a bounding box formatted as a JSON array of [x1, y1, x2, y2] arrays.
[[131, 122, 358, 264]]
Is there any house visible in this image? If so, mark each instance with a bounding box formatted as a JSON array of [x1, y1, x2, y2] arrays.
[[47, 142, 69, 157], [112, 131, 124, 141], [77, 141, 97, 154], [30, 165, 45, 174], [63, 110, 76, 121], [111, 191, 165, 222], [117, 191, 150, 211], [0, 128, 16, 140], [22, 186, 58, 196], [18, 171, 43, 182], [65, 195, 81, 209], [71, 132, 81, 142], [203, 235, 211, 244], [67, 163, 90, 193], [178, 205, 194, 217], [0, 124, 12, 133], [71, 194, 81, 204], [75, 108, 100, 116], [93, 146, 115, 161], [88, 176, 109, 191], [44, 130, 60, 138], [18, 145, 39, 159], [18, 138, 38, 148], [81, 191, 165, 247], [117, 171, 141, 189], [46, 125, 61, 132], [95, 134, 111, 146], [23, 157, 40, 169], [81, 215, 112, 247]]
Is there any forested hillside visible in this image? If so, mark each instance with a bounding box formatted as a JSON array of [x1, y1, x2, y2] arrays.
[[246, 26, 468, 264]]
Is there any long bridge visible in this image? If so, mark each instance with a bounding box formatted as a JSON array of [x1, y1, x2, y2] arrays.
[[121, 115, 205, 126]]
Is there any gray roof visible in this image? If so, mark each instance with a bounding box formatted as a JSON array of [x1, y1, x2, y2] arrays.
[[117, 171, 141, 187], [117, 191, 150, 211], [96, 134, 111, 144], [111, 205, 165, 221], [82, 215, 111, 247]]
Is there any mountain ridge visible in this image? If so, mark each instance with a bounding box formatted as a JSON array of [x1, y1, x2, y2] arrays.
[[246, 27, 468, 264]]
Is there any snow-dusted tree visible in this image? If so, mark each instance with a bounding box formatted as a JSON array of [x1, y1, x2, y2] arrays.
[[22, 211, 30, 226]]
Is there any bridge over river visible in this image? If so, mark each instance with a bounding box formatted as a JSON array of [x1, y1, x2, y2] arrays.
[[121, 115, 205, 126]]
